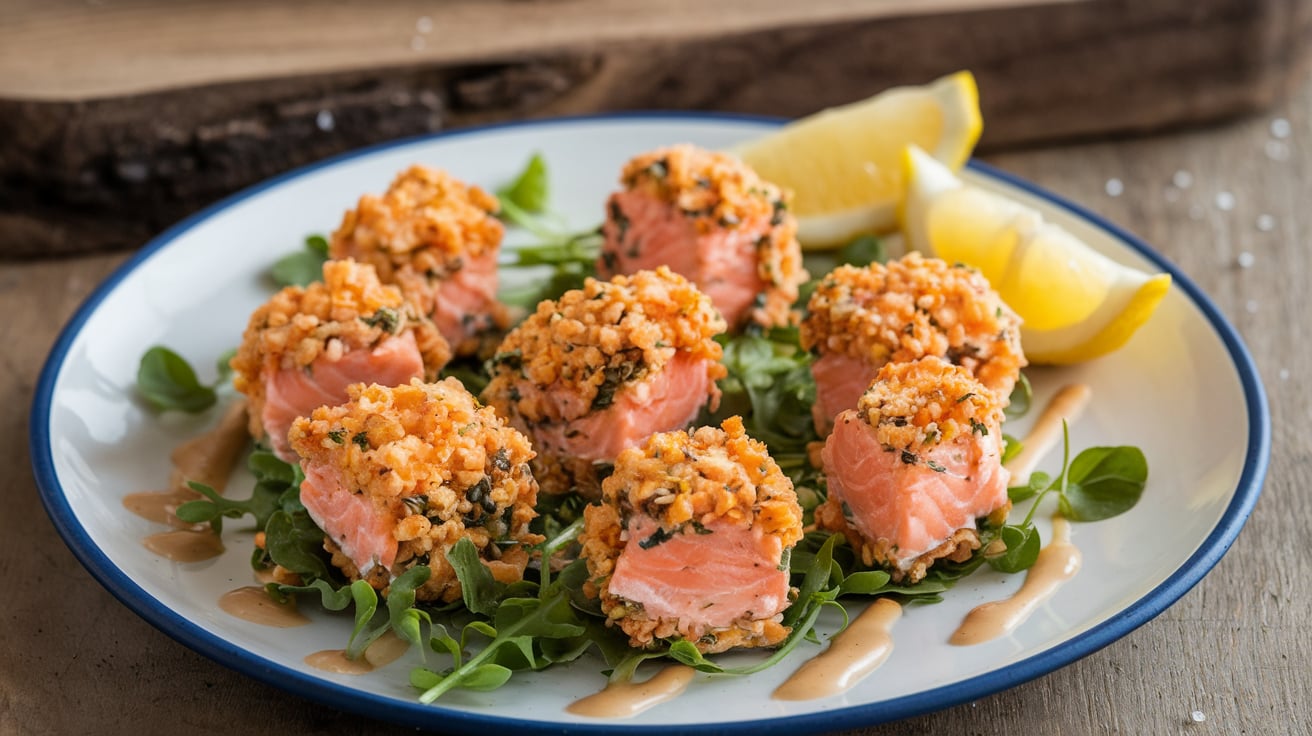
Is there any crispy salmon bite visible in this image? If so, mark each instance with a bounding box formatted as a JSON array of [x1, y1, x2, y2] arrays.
[[597, 144, 808, 329], [801, 252, 1026, 435], [579, 416, 804, 654], [230, 259, 451, 462], [287, 378, 543, 603], [480, 267, 728, 498], [330, 164, 509, 357], [816, 356, 1011, 583]]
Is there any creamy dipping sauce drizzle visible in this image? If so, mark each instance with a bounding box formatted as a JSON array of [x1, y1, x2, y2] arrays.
[[219, 586, 309, 628], [950, 515, 1082, 646], [1005, 383, 1092, 485], [127, 400, 249, 559], [304, 632, 411, 675], [142, 529, 225, 562], [567, 665, 696, 718], [122, 487, 202, 527], [772, 598, 901, 700]]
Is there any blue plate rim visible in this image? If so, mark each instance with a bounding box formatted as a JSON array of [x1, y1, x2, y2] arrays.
[[29, 111, 1271, 734]]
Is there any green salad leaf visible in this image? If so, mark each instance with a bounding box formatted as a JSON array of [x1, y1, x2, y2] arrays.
[[270, 234, 330, 288], [137, 346, 219, 413], [497, 152, 550, 214]]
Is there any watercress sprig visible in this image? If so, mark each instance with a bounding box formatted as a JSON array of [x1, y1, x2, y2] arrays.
[[136, 346, 234, 413], [270, 234, 329, 288], [989, 421, 1148, 572]]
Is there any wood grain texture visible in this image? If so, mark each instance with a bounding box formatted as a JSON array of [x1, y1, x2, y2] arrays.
[[2, 71, 1309, 736], [3, 0, 1310, 258]]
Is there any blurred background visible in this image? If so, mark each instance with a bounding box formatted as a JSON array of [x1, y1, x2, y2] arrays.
[[2, 0, 1308, 258]]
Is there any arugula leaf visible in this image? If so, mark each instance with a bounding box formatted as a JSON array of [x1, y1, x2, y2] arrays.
[[497, 153, 550, 214], [448, 537, 506, 616], [175, 480, 279, 534], [270, 234, 330, 288], [137, 346, 218, 413]]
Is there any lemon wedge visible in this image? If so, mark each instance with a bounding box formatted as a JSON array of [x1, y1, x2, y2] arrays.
[[901, 145, 1171, 365], [735, 70, 982, 249]]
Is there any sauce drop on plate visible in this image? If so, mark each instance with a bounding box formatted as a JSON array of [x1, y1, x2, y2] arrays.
[[773, 598, 902, 700], [219, 586, 309, 628], [169, 399, 250, 492], [950, 516, 1082, 646], [304, 633, 411, 675], [122, 487, 202, 526], [1005, 383, 1092, 485], [142, 529, 224, 562], [567, 665, 696, 718]]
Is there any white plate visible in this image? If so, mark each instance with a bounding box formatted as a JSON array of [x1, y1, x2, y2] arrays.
[[31, 114, 1270, 733]]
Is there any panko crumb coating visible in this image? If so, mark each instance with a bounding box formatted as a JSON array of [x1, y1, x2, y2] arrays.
[[801, 253, 1026, 399], [857, 355, 1007, 454], [330, 164, 509, 355], [580, 416, 804, 654], [288, 378, 543, 603], [815, 357, 1011, 583], [599, 144, 808, 328], [230, 259, 451, 448], [481, 267, 728, 496]]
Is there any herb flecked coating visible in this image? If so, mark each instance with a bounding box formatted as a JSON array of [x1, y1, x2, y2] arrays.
[[288, 378, 542, 603], [579, 416, 804, 653]]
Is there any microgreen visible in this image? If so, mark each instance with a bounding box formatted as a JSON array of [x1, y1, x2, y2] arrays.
[[136, 346, 230, 413], [836, 234, 888, 268], [989, 421, 1148, 573], [493, 154, 603, 311], [1004, 372, 1033, 420], [270, 234, 330, 288]]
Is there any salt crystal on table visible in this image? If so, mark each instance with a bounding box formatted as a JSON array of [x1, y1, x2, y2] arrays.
[[315, 110, 335, 132], [417, 16, 433, 33], [1216, 192, 1236, 211], [1105, 178, 1124, 197], [1257, 214, 1276, 232], [1173, 170, 1194, 189], [1270, 118, 1291, 139], [1246, 300, 1259, 313], [1191, 710, 1206, 723], [1237, 252, 1255, 268], [1279, 369, 1290, 381]]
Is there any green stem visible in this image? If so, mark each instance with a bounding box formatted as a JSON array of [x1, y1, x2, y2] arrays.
[[418, 592, 572, 704]]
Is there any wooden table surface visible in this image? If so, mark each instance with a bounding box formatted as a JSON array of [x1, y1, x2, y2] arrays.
[[4, 72, 1309, 736]]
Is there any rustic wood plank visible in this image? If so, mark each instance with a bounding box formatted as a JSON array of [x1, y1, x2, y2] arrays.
[[2, 0, 1309, 258], [0, 0, 1065, 100], [3, 70, 1310, 734]]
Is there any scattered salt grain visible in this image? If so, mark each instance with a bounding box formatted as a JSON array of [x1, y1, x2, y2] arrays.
[[1104, 178, 1124, 197], [1172, 170, 1194, 189], [1245, 300, 1259, 313], [1215, 191, 1236, 211], [1191, 710, 1207, 723], [416, 16, 433, 33], [315, 110, 335, 132], [1265, 140, 1290, 161], [1256, 214, 1277, 232], [1279, 369, 1290, 381], [1236, 251, 1255, 269], [411, 35, 426, 51], [1270, 118, 1291, 139]]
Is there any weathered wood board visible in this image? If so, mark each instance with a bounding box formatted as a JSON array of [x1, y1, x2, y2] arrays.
[[1, 0, 1309, 257]]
